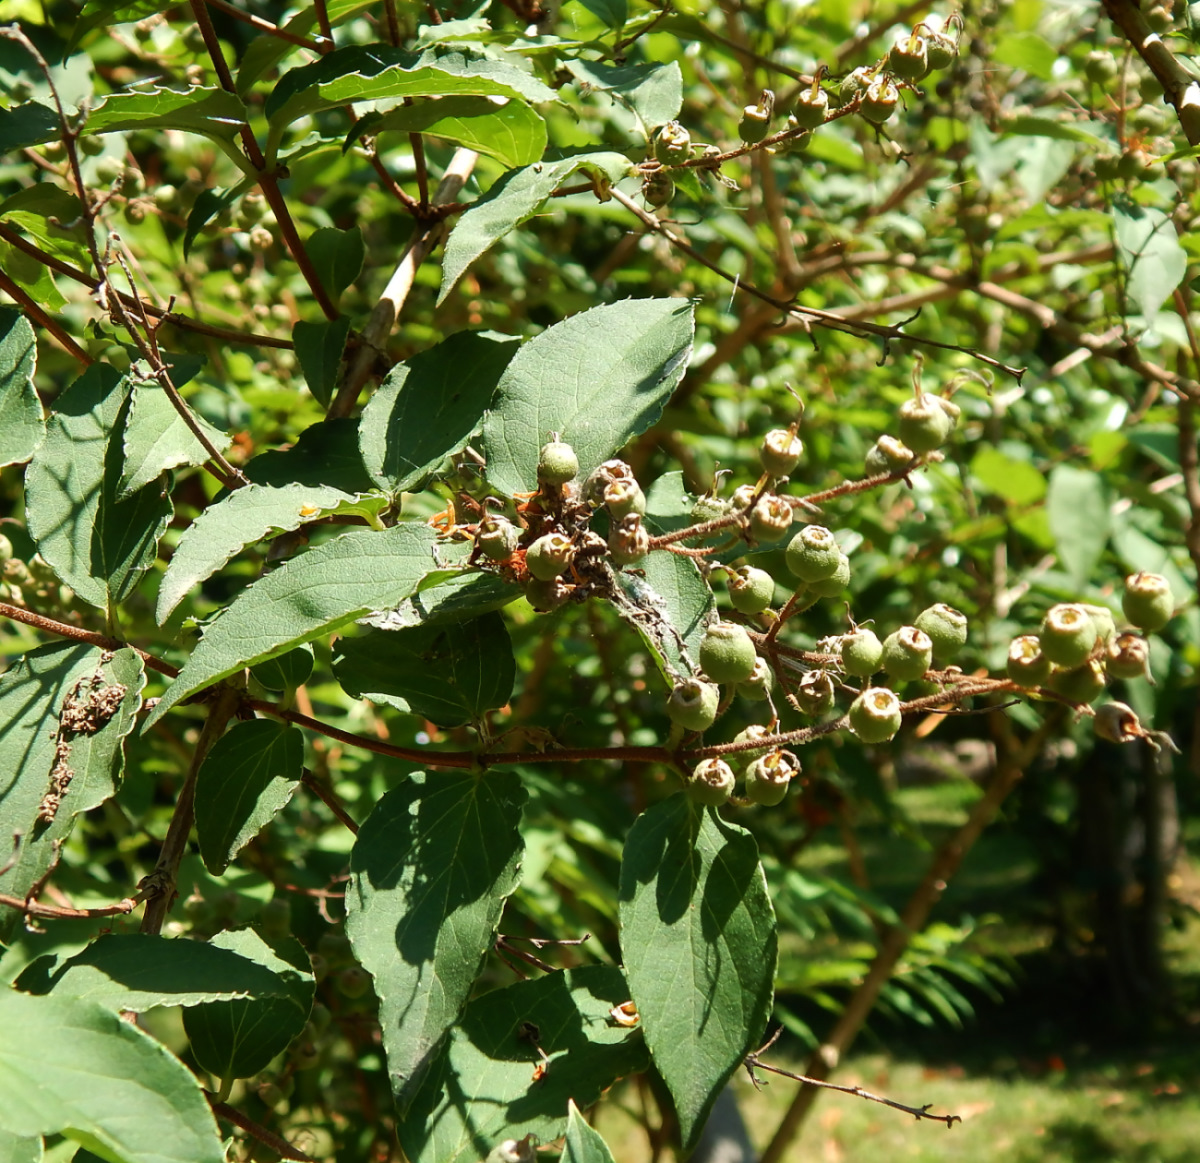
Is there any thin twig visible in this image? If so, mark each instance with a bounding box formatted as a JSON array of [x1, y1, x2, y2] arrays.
[[301, 767, 359, 834], [0, 267, 92, 364], [208, 1098, 317, 1163], [0, 888, 145, 921], [205, 0, 330, 49]]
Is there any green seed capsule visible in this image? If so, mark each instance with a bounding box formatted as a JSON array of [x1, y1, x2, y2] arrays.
[[477, 515, 520, 561], [791, 83, 829, 130], [729, 565, 776, 615], [880, 626, 933, 681], [860, 76, 900, 124], [749, 494, 794, 542], [738, 657, 775, 701], [1121, 571, 1174, 632], [785, 525, 841, 583], [688, 757, 736, 806], [727, 723, 774, 770], [898, 394, 958, 453], [745, 749, 798, 806], [699, 621, 759, 684], [760, 428, 804, 477], [1007, 635, 1051, 688], [525, 576, 569, 611], [865, 435, 915, 475], [1047, 659, 1106, 705], [840, 627, 883, 677], [667, 678, 721, 732], [608, 513, 649, 565], [1105, 633, 1151, 681], [794, 669, 835, 716], [537, 439, 579, 486], [1039, 604, 1098, 669], [806, 552, 851, 598], [913, 603, 968, 663], [526, 532, 574, 580], [654, 120, 692, 165], [848, 687, 903, 743], [889, 32, 930, 82]]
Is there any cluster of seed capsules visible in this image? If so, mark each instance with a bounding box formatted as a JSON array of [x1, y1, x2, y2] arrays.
[[468, 375, 1176, 811], [643, 16, 961, 206]]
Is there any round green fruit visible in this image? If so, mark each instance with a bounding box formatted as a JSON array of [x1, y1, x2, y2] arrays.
[[840, 628, 883, 677], [860, 77, 900, 124], [865, 435, 915, 475], [913, 603, 968, 663], [745, 749, 798, 806], [848, 687, 903, 743], [749, 494, 794, 542], [796, 668, 836, 715], [880, 626, 933, 681], [728, 565, 775, 615], [1106, 632, 1151, 681], [727, 723, 774, 770], [806, 552, 851, 598], [699, 621, 758, 684], [526, 532, 574, 580], [898, 394, 958, 453], [1122, 571, 1174, 632], [608, 514, 649, 565], [525, 576, 569, 611], [760, 428, 803, 477], [1006, 635, 1051, 688], [667, 678, 720, 732], [1039, 604, 1098, 668], [785, 525, 841, 583], [738, 657, 774, 701], [654, 120, 692, 164], [1047, 659, 1106, 705], [889, 33, 930, 82], [477, 515, 520, 561], [537, 439, 578, 486], [688, 758, 735, 806], [791, 84, 829, 129]]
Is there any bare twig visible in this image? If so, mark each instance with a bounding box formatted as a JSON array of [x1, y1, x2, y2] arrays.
[[208, 1097, 317, 1163], [300, 767, 359, 834], [205, 0, 330, 49]]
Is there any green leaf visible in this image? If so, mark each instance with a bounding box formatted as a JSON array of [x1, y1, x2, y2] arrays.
[[0, 645, 145, 943], [236, 0, 376, 93], [993, 31, 1057, 80], [438, 152, 631, 303], [250, 645, 315, 692], [25, 365, 173, 610], [1001, 115, 1103, 145], [144, 522, 440, 729], [18, 933, 296, 1011], [0, 185, 91, 273], [350, 97, 547, 168], [1112, 196, 1188, 320], [0, 1129, 40, 1163], [570, 0, 628, 28], [566, 60, 683, 129], [361, 570, 523, 630], [0, 101, 59, 150], [0, 307, 43, 466], [194, 720, 303, 875], [480, 298, 694, 496], [155, 481, 361, 623], [66, 0, 172, 54], [563, 1100, 617, 1163], [183, 181, 253, 258], [0, 991, 224, 1163], [266, 47, 555, 154], [118, 377, 228, 498], [292, 317, 352, 408], [969, 447, 1047, 506], [83, 87, 248, 143], [1046, 464, 1110, 587], [333, 612, 515, 726], [183, 929, 314, 1081], [244, 417, 375, 492], [347, 769, 526, 1108], [306, 226, 364, 301], [360, 330, 519, 492], [399, 966, 649, 1163], [619, 797, 777, 1150]]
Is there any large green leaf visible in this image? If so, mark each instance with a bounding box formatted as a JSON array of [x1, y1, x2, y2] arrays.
[[0, 645, 145, 943], [25, 365, 173, 610], [0, 991, 224, 1163], [144, 522, 440, 729], [0, 101, 60, 150], [334, 613, 515, 726], [18, 933, 295, 1011], [480, 298, 694, 497], [306, 226, 364, 300], [292, 317, 352, 408], [346, 770, 525, 1108], [563, 1100, 617, 1163], [183, 929, 313, 1082], [265, 46, 554, 156], [399, 966, 649, 1163], [82, 87, 248, 143], [1046, 464, 1110, 588], [349, 97, 547, 168], [359, 330, 519, 492], [438, 152, 631, 303], [0, 307, 43, 466], [194, 720, 303, 875], [1112, 196, 1188, 321], [118, 377, 228, 499], [970, 447, 1047, 506], [361, 570, 523, 630], [565, 60, 683, 129], [155, 482, 361, 624], [0, 1129, 41, 1163], [243, 417, 375, 492], [619, 797, 776, 1151]]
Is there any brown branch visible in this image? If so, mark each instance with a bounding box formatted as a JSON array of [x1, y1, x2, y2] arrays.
[[608, 186, 1026, 382], [759, 709, 1063, 1163], [205, 0, 329, 49], [0, 268, 91, 364], [745, 1034, 960, 1129], [0, 223, 291, 347], [208, 1098, 316, 1163], [0, 888, 143, 922], [301, 767, 359, 834], [328, 147, 478, 417], [1103, 0, 1200, 144], [140, 684, 242, 934], [0, 601, 179, 678]]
